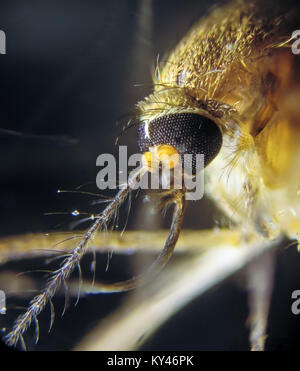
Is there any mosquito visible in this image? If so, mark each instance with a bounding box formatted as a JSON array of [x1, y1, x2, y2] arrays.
[[1, 0, 300, 351]]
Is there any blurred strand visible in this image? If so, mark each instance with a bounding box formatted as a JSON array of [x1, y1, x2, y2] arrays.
[[0, 229, 241, 265]]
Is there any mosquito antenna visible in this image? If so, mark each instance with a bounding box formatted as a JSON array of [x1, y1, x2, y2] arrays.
[[48, 299, 55, 334], [3, 167, 146, 348]]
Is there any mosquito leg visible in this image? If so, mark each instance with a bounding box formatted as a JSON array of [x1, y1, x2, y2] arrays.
[[85, 189, 187, 293], [75, 234, 280, 351], [246, 251, 276, 351]]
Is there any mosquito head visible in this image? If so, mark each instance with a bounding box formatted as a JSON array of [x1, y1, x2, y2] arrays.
[[137, 113, 223, 175]]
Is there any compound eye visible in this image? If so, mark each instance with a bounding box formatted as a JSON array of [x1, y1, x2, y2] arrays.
[[137, 113, 223, 173]]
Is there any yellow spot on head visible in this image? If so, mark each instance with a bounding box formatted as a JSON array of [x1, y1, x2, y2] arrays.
[[142, 145, 179, 172]]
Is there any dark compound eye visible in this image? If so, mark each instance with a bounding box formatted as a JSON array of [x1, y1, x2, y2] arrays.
[[137, 113, 223, 174]]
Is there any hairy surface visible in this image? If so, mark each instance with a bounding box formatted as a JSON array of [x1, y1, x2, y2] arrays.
[[138, 0, 300, 241]]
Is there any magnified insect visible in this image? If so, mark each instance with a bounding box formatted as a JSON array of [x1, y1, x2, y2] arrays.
[[1, 0, 300, 351]]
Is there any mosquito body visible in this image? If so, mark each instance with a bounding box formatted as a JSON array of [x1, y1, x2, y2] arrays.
[[138, 0, 300, 242]]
